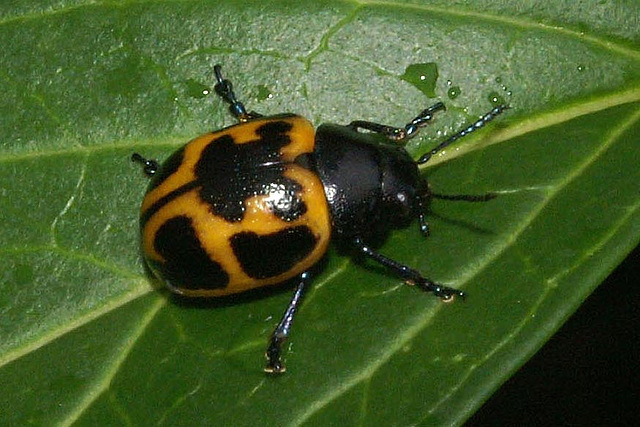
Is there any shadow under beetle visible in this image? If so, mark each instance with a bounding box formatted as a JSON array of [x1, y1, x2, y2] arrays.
[[132, 64, 507, 373]]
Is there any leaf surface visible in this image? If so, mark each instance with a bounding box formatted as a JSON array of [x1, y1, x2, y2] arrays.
[[1, 1, 638, 425]]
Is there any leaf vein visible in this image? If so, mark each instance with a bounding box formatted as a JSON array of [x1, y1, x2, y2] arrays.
[[50, 157, 88, 247], [60, 297, 166, 426]]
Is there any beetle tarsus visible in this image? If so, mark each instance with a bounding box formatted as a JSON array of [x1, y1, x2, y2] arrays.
[[264, 336, 286, 374], [263, 272, 310, 374], [347, 102, 446, 142], [131, 153, 158, 176], [401, 102, 446, 140], [416, 279, 467, 301]]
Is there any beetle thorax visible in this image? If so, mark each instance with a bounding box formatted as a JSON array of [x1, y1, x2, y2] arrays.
[[309, 123, 425, 241]]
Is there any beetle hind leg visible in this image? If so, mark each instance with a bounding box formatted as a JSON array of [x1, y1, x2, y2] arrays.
[[264, 271, 311, 374], [352, 237, 465, 301]]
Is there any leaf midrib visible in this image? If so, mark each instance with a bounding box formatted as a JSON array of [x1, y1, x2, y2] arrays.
[[1, 88, 638, 167]]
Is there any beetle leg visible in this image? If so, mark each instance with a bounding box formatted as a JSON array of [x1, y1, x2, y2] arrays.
[[397, 102, 446, 140], [131, 153, 159, 177], [352, 237, 465, 301], [415, 193, 431, 236], [432, 192, 497, 202], [213, 64, 262, 122], [347, 120, 401, 137], [348, 102, 446, 142], [264, 271, 311, 374], [417, 104, 509, 164]]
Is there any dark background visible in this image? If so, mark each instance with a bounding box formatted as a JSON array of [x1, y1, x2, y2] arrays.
[[467, 244, 639, 426]]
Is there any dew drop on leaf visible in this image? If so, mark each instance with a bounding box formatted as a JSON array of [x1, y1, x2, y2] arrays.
[[401, 62, 438, 98], [184, 78, 211, 99], [487, 91, 506, 106], [447, 85, 461, 99], [255, 84, 273, 102]]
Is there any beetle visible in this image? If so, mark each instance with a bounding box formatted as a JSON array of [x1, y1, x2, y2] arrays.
[[132, 65, 507, 373]]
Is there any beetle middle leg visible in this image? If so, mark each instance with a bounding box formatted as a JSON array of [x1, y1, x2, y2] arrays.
[[352, 237, 465, 301], [264, 271, 311, 374]]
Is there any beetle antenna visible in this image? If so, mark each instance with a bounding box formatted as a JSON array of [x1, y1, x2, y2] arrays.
[[417, 104, 509, 164]]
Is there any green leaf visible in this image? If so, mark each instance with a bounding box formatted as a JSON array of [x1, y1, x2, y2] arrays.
[[1, 0, 638, 425]]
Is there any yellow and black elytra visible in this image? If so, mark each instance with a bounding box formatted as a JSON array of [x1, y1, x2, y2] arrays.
[[132, 64, 507, 374], [134, 114, 330, 297]]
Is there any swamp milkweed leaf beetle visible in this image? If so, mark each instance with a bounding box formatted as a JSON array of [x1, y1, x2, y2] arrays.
[[132, 65, 507, 373]]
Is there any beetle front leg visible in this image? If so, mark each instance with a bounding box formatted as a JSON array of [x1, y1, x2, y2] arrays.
[[352, 237, 465, 301], [264, 271, 311, 374], [348, 102, 446, 141]]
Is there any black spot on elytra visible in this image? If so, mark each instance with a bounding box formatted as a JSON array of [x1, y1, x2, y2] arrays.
[[230, 226, 318, 279], [153, 215, 229, 290], [195, 121, 307, 222]]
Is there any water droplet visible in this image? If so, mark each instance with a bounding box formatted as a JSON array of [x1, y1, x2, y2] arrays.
[[401, 63, 439, 98], [487, 91, 506, 106], [577, 64, 585, 72], [184, 78, 211, 99], [255, 84, 272, 102], [494, 76, 503, 84], [500, 83, 512, 98], [447, 85, 461, 99]]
